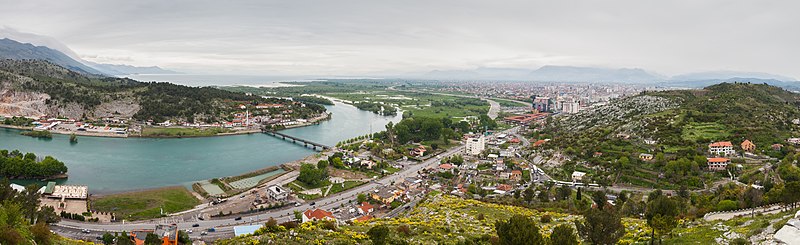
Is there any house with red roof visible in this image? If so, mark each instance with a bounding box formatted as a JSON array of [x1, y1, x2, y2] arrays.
[[302, 208, 336, 223], [709, 141, 735, 155], [358, 202, 374, 215], [741, 140, 756, 152], [707, 157, 731, 171], [510, 170, 523, 181]]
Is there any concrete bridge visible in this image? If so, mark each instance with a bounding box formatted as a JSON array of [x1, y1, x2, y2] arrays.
[[261, 128, 331, 151]]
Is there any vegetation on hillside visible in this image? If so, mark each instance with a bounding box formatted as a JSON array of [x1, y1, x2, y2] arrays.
[[0, 178, 61, 244]]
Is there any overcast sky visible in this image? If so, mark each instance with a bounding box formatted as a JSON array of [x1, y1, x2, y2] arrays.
[[0, 0, 798, 77]]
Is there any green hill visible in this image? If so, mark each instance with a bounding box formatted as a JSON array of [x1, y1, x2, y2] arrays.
[[0, 59, 289, 122], [537, 82, 800, 188]]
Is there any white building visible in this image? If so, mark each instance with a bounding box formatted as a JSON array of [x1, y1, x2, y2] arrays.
[[708, 141, 735, 155], [561, 101, 580, 114], [266, 185, 289, 201], [465, 135, 485, 156], [571, 171, 586, 183]]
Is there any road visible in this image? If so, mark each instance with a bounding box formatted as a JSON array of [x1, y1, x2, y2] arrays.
[[486, 99, 501, 119]]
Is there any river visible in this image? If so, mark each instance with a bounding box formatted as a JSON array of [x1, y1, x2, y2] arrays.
[[0, 102, 401, 193]]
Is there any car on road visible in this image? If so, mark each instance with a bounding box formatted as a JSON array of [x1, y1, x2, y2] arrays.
[[192, 224, 200, 227], [234, 217, 242, 221], [201, 231, 208, 236], [186, 229, 192, 234], [294, 202, 301, 207], [309, 202, 316, 206], [82, 229, 90, 233], [207, 228, 216, 232]]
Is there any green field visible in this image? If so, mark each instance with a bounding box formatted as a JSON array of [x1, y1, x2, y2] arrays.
[[140, 127, 233, 137], [92, 186, 201, 220], [681, 122, 730, 142]]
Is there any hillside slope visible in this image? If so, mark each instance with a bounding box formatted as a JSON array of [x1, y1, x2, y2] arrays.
[[0, 59, 267, 122]]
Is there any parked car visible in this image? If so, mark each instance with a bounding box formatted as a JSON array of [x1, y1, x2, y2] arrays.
[[309, 202, 316, 206], [234, 217, 242, 221], [192, 224, 200, 227]]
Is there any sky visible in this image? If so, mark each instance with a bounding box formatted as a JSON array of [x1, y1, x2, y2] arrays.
[[0, 0, 798, 78]]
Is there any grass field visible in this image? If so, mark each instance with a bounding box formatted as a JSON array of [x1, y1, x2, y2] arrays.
[[682, 122, 730, 142], [141, 127, 233, 137], [92, 186, 201, 220]]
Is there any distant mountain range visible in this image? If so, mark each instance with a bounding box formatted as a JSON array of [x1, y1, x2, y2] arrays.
[[415, 66, 800, 88], [0, 29, 177, 76]]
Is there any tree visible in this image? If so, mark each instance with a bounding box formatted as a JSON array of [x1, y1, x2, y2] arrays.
[[178, 230, 191, 244], [31, 222, 51, 245], [317, 160, 329, 169], [294, 210, 302, 222], [495, 215, 544, 245], [523, 187, 535, 203], [576, 187, 582, 201], [646, 195, 680, 245], [575, 206, 624, 245], [117, 232, 135, 245], [781, 181, 800, 209], [357, 193, 368, 203], [144, 233, 162, 245], [549, 224, 579, 245], [367, 225, 391, 245], [556, 185, 572, 201], [297, 163, 328, 187], [102, 232, 115, 245]]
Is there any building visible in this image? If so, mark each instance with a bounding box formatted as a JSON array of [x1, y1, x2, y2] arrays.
[[371, 187, 403, 205], [532, 139, 547, 147], [572, 171, 586, 182], [130, 224, 178, 245], [504, 113, 548, 125], [402, 177, 423, 189], [708, 141, 735, 156], [44, 182, 88, 200], [302, 208, 335, 223], [741, 140, 756, 152], [510, 170, 523, 181], [639, 153, 654, 161], [788, 138, 800, 145], [706, 157, 731, 171], [357, 202, 374, 215], [561, 101, 580, 114], [465, 135, 486, 155], [533, 97, 550, 112], [266, 185, 289, 201], [438, 163, 454, 172], [410, 145, 427, 157], [773, 144, 784, 151]]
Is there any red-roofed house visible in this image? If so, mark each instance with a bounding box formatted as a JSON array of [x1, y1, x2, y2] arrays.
[[439, 163, 453, 172], [707, 157, 731, 171], [533, 139, 547, 147], [411, 145, 427, 157], [510, 170, 523, 181], [302, 208, 335, 223], [358, 202, 374, 215], [709, 141, 735, 155], [741, 140, 756, 152], [496, 184, 513, 192], [355, 215, 373, 222]]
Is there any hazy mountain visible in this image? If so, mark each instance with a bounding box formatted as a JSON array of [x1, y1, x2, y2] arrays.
[[528, 65, 665, 83], [0, 38, 103, 74], [422, 67, 532, 80], [84, 61, 179, 75], [671, 71, 796, 82], [0, 29, 177, 76]]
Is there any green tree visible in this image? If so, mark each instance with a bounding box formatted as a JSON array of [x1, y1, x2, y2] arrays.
[[31, 222, 51, 245], [646, 195, 680, 244], [357, 193, 368, 203], [575, 205, 624, 245], [549, 224, 579, 245], [293, 210, 302, 222], [367, 225, 391, 245], [102, 232, 115, 245], [781, 181, 800, 209], [144, 233, 162, 245], [317, 160, 329, 169], [178, 230, 191, 244], [495, 215, 545, 245]]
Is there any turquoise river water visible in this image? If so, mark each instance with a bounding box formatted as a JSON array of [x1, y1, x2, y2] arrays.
[[0, 102, 400, 193]]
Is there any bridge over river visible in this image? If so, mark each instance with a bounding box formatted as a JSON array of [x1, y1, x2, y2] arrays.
[[261, 128, 331, 151]]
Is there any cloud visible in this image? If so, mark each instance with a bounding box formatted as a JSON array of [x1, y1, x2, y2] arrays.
[[0, 0, 798, 77]]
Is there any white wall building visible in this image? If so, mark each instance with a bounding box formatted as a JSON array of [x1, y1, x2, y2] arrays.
[[266, 185, 289, 201], [708, 141, 735, 155], [465, 135, 485, 156]]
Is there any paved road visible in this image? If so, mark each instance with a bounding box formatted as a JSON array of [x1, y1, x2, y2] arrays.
[[486, 99, 501, 119]]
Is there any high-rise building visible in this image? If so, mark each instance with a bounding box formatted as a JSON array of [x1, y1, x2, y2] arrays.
[[465, 135, 485, 155]]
